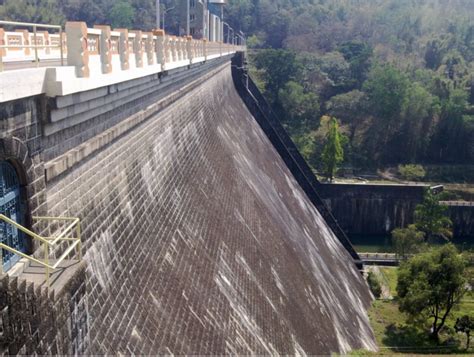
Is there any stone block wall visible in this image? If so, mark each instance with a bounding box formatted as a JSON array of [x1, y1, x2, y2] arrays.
[[0, 263, 87, 355], [1, 56, 378, 354]]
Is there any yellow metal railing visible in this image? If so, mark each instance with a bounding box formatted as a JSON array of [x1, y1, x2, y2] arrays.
[[0, 214, 81, 286]]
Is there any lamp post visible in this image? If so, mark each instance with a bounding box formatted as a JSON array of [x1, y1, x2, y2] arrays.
[[156, 0, 160, 29], [162, 6, 175, 32], [186, 0, 190, 36]]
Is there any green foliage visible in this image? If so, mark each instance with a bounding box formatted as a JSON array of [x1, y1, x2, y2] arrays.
[[414, 190, 453, 241], [392, 225, 425, 259], [109, 1, 135, 29], [246, 35, 263, 49], [454, 315, 473, 349], [253, 49, 302, 105], [0, 0, 64, 25], [397, 244, 467, 341], [363, 64, 410, 120], [321, 117, 344, 181], [338, 41, 373, 88], [398, 164, 426, 181], [367, 271, 382, 299], [278, 81, 319, 131]]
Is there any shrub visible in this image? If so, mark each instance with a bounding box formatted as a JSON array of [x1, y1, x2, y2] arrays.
[[367, 271, 382, 298], [398, 164, 426, 181]]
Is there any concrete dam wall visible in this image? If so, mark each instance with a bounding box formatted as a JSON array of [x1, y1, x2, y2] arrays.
[[319, 183, 426, 236], [0, 57, 376, 354]]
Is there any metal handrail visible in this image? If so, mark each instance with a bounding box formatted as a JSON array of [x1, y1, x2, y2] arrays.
[[0, 214, 82, 286], [0, 20, 64, 72]]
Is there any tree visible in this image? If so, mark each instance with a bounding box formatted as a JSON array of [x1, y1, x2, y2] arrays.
[[455, 315, 473, 349], [109, 1, 135, 29], [338, 41, 373, 88], [397, 244, 467, 342], [278, 81, 320, 131], [391, 225, 425, 259], [414, 190, 453, 241], [253, 49, 302, 105], [321, 117, 344, 181], [363, 64, 410, 121]]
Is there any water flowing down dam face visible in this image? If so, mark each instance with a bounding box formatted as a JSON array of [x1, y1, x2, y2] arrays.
[[46, 63, 377, 354]]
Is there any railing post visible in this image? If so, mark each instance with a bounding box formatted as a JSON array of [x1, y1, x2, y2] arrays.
[[153, 29, 165, 70], [203, 39, 207, 61], [44, 242, 50, 286], [76, 221, 82, 261], [115, 28, 130, 71], [33, 25, 39, 67], [131, 30, 143, 68], [66, 21, 90, 78], [59, 27, 64, 66], [94, 25, 113, 74], [0, 28, 4, 72], [144, 32, 154, 66]]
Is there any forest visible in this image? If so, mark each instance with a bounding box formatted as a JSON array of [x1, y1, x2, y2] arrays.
[[225, 0, 474, 174], [1, 0, 473, 173]]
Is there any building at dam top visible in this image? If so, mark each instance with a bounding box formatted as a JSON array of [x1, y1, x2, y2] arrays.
[[167, 0, 232, 43], [0, 18, 377, 356]]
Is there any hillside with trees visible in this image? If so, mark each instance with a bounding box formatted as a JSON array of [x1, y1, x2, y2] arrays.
[[224, 0, 474, 175]]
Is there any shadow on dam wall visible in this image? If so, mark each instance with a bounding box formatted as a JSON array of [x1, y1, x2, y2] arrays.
[[1, 55, 377, 354]]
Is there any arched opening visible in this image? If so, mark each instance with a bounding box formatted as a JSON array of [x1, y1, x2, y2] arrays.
[[0, 160, 28, 272]]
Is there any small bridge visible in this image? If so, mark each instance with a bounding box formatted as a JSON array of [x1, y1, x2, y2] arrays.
[[359, 252, 402, 266]]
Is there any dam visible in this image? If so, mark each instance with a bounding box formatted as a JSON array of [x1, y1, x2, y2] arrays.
[[0, 21, 377, 354]]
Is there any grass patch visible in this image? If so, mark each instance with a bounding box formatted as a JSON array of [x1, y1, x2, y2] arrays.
[[366, 267, 473, 354], [379, 267, 398, 297]]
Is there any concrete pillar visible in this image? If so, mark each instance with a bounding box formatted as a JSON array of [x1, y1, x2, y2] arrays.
[[66, 22, 90, 78], [115, 28, 130, 71], [144, 32, 154, 66], [164, 34, 171, 65], [94, 25, 112, 74], [179, 37, 185, 61], [0, 28, 6, 57], [15, 30, 30, 56], [153, 29, 165, 68], [131, 31, 143, 68], [40, 31, 50, 55], [169, 36, 176, 62], [186, 36, 193, 64]]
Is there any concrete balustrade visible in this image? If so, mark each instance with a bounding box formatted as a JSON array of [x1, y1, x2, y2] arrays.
[[0, 21, 244, 101], [55, 21, 244, 77]]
